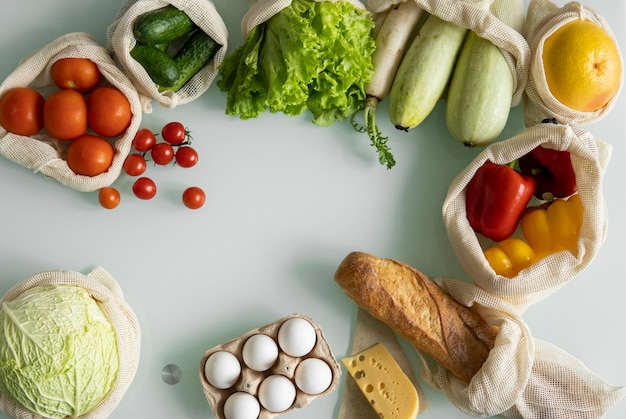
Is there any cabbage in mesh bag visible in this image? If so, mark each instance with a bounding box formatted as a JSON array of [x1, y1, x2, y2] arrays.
[[0, 285, 118, 418]]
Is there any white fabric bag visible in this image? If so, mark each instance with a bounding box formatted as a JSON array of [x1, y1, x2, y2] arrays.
[[0, 32, 143, 192], [107, 0, 229, 111], [442, 123, 611, 311], [0, 267, 141, 419]]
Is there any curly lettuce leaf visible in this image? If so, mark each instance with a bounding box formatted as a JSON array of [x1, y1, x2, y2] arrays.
[[217, 0, 375, 126]]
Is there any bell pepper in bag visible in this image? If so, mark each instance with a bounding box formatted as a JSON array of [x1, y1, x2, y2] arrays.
[[484, 237, 537, 278], [520, 194, 584, 259], [466, 161, 536, 242], [518, 145, 577, 200]]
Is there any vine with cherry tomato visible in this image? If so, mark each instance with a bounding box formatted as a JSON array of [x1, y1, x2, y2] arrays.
[[98, 121, 205, 210]]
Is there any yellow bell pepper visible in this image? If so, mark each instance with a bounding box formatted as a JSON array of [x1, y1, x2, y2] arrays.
[[484, 237, 536, 278], [520, 193, 584, 259]]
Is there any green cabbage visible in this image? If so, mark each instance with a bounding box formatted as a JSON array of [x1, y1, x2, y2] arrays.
[[0, 285, 119, 418], [217, 0, 376, 126]]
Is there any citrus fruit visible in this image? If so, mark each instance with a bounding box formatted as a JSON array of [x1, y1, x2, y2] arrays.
[[542, 19, 622, 112]]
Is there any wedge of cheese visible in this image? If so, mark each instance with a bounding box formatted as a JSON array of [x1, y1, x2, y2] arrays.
[[342, 343, 419, 418]]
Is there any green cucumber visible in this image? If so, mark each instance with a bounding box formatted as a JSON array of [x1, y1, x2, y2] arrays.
[[133, 5, 196, 45], [446, 31, 514, 147], [130, 43, 180, 87], [161, 30, 220, 92]]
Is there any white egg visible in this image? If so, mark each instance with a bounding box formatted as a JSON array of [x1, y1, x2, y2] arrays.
[[258, 374, 296, 413], [223, 391, 261, 419], [277, 317, 317, 357], [294, 357, 333, 395], [242, 334, 279, 372], [204, 351, 242, 389]]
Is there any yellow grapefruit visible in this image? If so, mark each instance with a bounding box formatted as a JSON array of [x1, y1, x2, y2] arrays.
[[542, 19, 622, 112]]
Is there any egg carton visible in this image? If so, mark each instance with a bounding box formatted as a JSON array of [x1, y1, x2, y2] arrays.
[[199, 313, 341, 419]]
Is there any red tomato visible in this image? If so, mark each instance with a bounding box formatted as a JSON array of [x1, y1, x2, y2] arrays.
[[123, 153, 147, 176], [51, 58, 102, 93], [132, 177, 157, 200], [66, 135, 115, 176], [132, 128, 156, 152], [87, 86, 132, 137], [43, 89, 88, 140], [151, 142, 174, 165], [161, 121, 188, 145], [99, 187, 121, 209], [182, 186, 206, 209], [174, 146, 198, 168], [0, 87, 45, 136]]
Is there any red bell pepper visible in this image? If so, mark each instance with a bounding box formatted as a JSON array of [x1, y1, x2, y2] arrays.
[[518, 146, 577, 200], [466, 161, 536, 242]]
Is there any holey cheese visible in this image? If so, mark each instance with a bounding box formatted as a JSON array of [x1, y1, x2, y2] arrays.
[[342, 343, 419, 418]]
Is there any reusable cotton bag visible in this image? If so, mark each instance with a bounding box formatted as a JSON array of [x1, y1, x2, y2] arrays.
[[416, 276, 626, 418], [523, 0, 624, 127], [107, 0, 229, 111], [442, 122, 611, 311], [0, 32, 143, 192], [0, 267, 141, 419]]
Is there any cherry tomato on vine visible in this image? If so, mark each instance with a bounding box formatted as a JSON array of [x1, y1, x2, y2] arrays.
[[123, 153, 147, 176], [132, 177, 157, 200], [175, 146, 198, 168], [150, 142, 174, 165], [182, 186, 205, 209], [132, 128, 156, 152], [98, 187, 120, 209], [161, 121, 188, 145]]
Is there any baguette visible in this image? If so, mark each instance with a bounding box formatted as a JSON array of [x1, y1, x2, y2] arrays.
[[334, 251, 498, 384]]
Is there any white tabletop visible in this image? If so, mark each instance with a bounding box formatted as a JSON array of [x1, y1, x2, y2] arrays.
[[0, 1, 624, 418]]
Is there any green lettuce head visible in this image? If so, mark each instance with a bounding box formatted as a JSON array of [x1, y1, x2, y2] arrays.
[[0, 284, 119, 418]]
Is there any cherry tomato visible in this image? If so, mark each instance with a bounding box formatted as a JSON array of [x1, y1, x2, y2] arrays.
[[132, 128, 156, 152], [43, 89, 88, 140], [51, 58, 102, 93], [132, 177, 157, 200], [151, 142, 174, 165], [175, 146, 198, 168], [99, 187, 120, 209], [161, 121, 188, 145], [182, 186, 206, 209], [123, 153, 147, 176], [0, 87, 45, 136], [87, 86, 132, 137], [66, 134, 115, 176]]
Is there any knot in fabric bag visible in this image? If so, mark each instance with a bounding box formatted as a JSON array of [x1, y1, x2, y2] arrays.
[[418, 277, 626, 418], [0, 267, 141, 419], [366, 0, 530, 106], [0, 32, 143, 192], [442, 123, 611, 311], [524, 0, 624, 127], [107, 0, 229, 111]]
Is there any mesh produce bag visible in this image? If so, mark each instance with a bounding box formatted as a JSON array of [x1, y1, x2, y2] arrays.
[[366, 0, 530, 107], [0, 32, 143, 192], [416, 276, 626, 418], [523, 0, 624, 127], [442, 122, 611, 311], [0, 267, 141, 419], [107, 0, 228, 111]]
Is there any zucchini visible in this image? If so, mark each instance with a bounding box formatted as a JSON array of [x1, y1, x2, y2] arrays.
[[133, 5, 196, 45], [161, 30, 220, 92], [130, 43, 180, 87], [446, 31, 514, 147], [388, 15, 467, 131]]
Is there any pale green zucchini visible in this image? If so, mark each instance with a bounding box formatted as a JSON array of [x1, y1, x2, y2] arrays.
[[446, 31, 514, 147], [388, 15, 467, 131]]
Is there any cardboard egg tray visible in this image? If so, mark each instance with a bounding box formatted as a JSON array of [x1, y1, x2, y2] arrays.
[[199, 313, 341, 419]]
